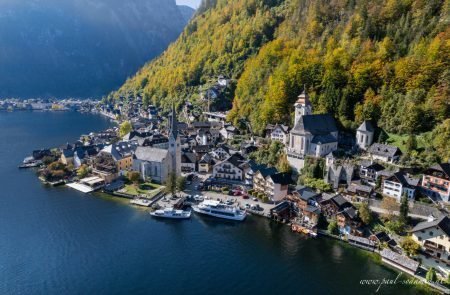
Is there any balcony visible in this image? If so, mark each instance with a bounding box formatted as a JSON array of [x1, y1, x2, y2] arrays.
[[424, 241, 446, 252], [216, 169, 236, 175], [286, 149, 304, 159]]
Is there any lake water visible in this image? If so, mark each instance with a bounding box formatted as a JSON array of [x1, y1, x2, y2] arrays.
[[0, 111, 428, 294]]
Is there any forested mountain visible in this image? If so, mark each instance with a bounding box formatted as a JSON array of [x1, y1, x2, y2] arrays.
[[0, 0, 194, 98], [112, 0, 450, 161]]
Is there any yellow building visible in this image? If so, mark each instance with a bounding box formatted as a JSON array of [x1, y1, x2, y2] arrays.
[[411, 216, 450, 270], [100, 141, 138, 175]]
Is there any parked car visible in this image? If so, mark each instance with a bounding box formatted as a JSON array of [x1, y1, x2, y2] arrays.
[[252, 197, 258, 202], [242, 194, 249, 199], [244, 203, 251, 209]]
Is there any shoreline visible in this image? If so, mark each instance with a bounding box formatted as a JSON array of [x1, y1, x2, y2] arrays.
[[20, 109, 449, 294]]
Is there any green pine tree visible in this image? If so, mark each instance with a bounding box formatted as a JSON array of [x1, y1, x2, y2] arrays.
[[426, 267, 437, 282], [399, 193, 409, 224]]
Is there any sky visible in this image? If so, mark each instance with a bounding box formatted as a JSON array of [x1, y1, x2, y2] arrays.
[[176, 0, 201, 8]]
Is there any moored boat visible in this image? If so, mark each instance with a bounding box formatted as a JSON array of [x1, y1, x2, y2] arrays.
[[18, 158, 42, 169], [150, 207, 191, 219], [192, 200, 246, 221]]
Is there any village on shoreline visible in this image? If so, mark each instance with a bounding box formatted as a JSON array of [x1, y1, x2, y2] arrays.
[[14, 77, 450, 294]]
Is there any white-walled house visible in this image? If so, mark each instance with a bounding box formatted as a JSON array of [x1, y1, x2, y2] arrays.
[[368, 143, 402, 163], [356, 120, 375, 150], [213, 153, 245, 181], [411, 216, 450, 275], [383, 171, 420, 202], [270, 124, 290, 145], [253, 170, 291, 202]]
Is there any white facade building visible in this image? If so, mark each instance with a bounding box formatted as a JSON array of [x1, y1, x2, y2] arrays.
[[383, 172, 420, 202], [270, 124, 290, 145], [286, 90, 338, 170], [356, 120, 375, 150]]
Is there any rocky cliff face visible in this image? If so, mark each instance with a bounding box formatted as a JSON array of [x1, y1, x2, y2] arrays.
[[0, 0, 194, 98]]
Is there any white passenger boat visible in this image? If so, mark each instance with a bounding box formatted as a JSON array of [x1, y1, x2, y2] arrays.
[[192, 200, 246, 221], [150, 207, 191, 219]]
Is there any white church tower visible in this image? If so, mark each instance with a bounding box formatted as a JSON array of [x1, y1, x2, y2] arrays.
[[356, 120, 374, 150], [168, 104, 181, 176], [294, 88, 312, 123]]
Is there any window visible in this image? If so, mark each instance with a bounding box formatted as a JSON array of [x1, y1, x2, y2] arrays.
[[418, 237, 422, 241], [430, 231, 433, 236]]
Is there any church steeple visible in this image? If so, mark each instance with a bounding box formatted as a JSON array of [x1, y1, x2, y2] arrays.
[[168, 103, 181, 176], [294, 86, 312, 124], [169, 104, 178, 139]]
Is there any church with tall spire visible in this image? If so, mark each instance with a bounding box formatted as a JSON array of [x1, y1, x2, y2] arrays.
[[286, 88, 338, 170], [168, 104, 181, 176]]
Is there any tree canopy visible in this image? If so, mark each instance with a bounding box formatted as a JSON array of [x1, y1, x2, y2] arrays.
[[110, 0, 449, 162]]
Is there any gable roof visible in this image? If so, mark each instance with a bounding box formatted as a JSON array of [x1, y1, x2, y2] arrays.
[[134, 146, 168, 163], [295, 186, 320, 201], [225, 153, 246, 168], [268, 173, 292, 185], [311, 133, 337, 144], [386, 172, 420, 188], [291, 114, 338, 136], [368, 143, 402, 158], [338, 206, 359, 220], [357, 120, 375, 132], [199, 153, 215, 165], [259, 166, 278, 178], [427, 163, 450, 179], [102, 141, 138, 161], [380, 249, 419, 273], [272, 124, 290, 134], [366, 162, 385, 171], [182, 152, 196, 164], [324, 194, 353, 210], [411, 216, 450, 236]]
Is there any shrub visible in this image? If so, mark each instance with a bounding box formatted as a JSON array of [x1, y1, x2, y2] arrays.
[[327, 220, 339, 235]]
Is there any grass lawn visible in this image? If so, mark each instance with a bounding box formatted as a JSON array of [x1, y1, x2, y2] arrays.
[[123, 182, 163, 197], [386, 132, 430, 153]]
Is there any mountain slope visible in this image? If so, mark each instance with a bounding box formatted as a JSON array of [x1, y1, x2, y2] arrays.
[[112, 0, 283, 104], [112, 0, 449, 159], [0, 0, 194, 98]]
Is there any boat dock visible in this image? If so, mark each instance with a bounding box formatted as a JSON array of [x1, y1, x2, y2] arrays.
[[66, 176, 105, 194], [130, 198, 152, 207]]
